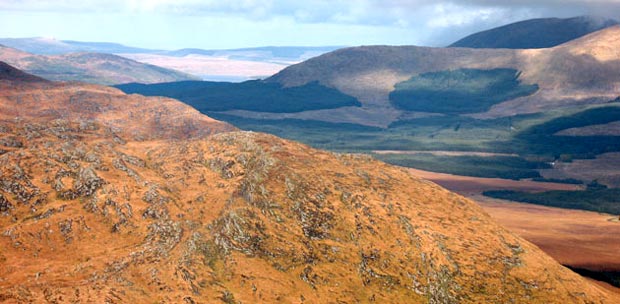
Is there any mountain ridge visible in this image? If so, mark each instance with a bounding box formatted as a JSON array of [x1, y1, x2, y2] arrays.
[[0, 45, 199, 85], [450, 16, 619, 49], [265, 25, 620, 124]]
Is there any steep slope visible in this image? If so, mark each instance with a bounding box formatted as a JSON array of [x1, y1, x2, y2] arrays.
[[0, 64, 618, 303], [450, 16, 618, 49], [0, 45, 199, 85]]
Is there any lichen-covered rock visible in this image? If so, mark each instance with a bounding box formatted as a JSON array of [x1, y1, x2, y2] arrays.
[[0, 193, 12, 213]]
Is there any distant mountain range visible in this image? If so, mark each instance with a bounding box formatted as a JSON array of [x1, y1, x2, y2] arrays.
[[0, 37, 341, 61], [0, 44, 198, 85], [0, 37, 342, 81], [119, 46, 342, 81], [0, 37, 154, 55], [450, 16, 619, 49]]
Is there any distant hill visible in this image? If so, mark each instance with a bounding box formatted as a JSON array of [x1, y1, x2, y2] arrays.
[[0, 37, 342, 62], [0, 37, 157, 55], [450, 16, 618, 49], [120, 46, 343, 81], [268, 26, 620, 123], [0, 61, 47, 83], [0, 45, 199, 85], [0, 37, 342, 81]]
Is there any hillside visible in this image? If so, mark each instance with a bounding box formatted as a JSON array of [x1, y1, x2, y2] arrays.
[[0, 61, 234, 139], [0, 45, 198, 85], [265, 26, 620, 123], [450, 16, 619, 49], [0, 61, 47, 83], [1, 63, 617, 303]]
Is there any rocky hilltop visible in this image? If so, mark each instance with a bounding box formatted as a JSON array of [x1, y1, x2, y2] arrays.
[[0, 63, 617, 303]]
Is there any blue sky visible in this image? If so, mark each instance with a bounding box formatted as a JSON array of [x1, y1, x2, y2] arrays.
[[1, 0, 619, 49]]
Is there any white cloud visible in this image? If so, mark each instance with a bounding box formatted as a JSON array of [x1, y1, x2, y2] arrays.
[[2, 0, 619, 24], [1, 0, 620, 48]]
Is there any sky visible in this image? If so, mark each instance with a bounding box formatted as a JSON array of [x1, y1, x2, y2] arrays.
[[1, 0, 620, 50]]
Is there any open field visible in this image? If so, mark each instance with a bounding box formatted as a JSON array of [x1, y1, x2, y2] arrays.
[[406, 167, 620, 289], [475, 196, 620, 271], [407, 168, 580, 195]]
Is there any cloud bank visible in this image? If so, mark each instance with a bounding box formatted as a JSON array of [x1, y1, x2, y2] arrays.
[[2, 0, 619, 24], [0, 0, 619, 48]]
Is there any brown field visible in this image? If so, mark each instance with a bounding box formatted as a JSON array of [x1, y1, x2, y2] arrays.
[[407, 167, 620, 291], [475, 196, 620, 271], [407, 168, 580, 195]]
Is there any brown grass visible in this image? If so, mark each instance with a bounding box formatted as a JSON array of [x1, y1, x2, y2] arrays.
[[476, 196, 620, 271], [406, 167, 620, 291]]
